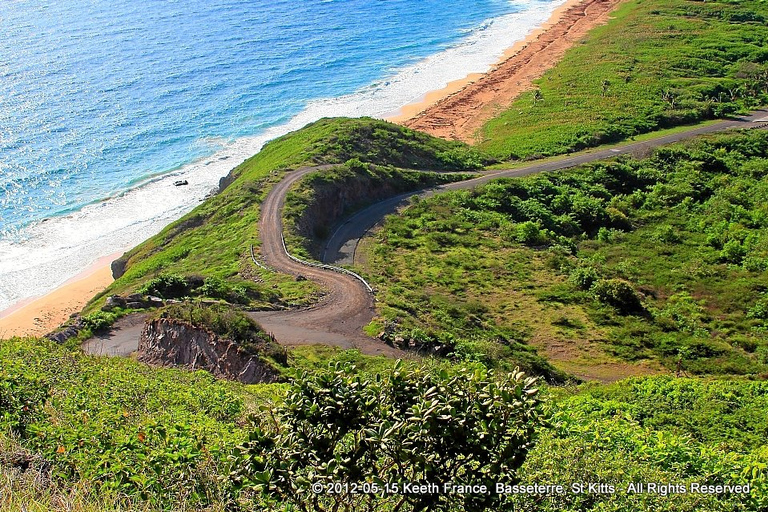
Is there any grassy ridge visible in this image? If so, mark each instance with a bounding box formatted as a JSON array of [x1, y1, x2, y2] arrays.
[[480, 0, 768, 159], [361, 130, 768, 378], [283, 160, 473, 260], [81, 118, 485, 318]]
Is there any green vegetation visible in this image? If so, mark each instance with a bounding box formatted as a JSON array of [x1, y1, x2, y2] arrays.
[[82, 118, 485, 322], [480, 0, 768, 159], [284, 159, 472, 259], [363, 130, 768, 378], [234, 362, 542, 512], [513, 377, 768, 511], [0, 337, 265, 509], [3, 337, 766, 511]]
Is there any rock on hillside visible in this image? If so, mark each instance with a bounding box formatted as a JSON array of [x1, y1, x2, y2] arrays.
[[137, 317, 282, 384]]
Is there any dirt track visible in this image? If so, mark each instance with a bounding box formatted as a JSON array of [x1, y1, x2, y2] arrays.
[[248, 166, 400, 356], [83, 113, 767, 358], [326, 113, 768, 266]]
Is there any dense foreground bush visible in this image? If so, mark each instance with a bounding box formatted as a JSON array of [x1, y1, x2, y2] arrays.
[[233, 362, 542, 512]]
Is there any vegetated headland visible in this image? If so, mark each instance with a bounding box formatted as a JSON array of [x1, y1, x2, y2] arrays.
[[2, 0, 768, 510]]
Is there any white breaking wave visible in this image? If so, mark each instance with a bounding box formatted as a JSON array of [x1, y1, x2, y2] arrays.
[[0, 0, 566, 311]]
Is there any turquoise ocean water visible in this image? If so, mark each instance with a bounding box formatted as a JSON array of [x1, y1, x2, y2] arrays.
[[0, 0, 563, 310]]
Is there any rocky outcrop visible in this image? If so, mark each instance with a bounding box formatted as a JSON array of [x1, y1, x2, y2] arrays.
[[45, 314, 84, 344], [102, 294, 164, 312], [137, 318, 281, 384], [111, 255, 128, 280]]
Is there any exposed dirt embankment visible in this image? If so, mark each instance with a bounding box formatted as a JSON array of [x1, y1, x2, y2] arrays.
[[137, 317, 282, 384], [286, 165, 465, 260]]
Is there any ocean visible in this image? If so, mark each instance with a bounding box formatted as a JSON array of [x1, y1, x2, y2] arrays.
[[0, 0, 564, 311]]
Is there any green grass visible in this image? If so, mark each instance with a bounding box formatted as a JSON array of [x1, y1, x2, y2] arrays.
[[360, 130, 768, 378], [511, 376, 768, 511], [77, 118, 487, 323], [480, 0, 768, 160]]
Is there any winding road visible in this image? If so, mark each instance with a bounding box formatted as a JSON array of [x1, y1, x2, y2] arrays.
[[83, 112, 768, 357]]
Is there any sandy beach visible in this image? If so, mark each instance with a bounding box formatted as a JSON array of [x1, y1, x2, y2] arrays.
[[391, 0, 622, 143], [0, 253, 118, 338], [0, 0, 620, 340]]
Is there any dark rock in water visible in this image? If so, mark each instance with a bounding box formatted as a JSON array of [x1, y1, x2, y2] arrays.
[[137, 318, 282, 384], [174, 180, 188, 186]]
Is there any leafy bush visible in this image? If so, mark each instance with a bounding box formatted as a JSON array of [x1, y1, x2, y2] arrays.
[[748, 297, 768, 321], [139, 274, 189, 299], [0, 373, 49, 436], [569, 265, 600, 290], [234, 362, 543, 512], [591, 279, 644, 314], [81, 310, 119, 333], [720, 239, 747, 264]]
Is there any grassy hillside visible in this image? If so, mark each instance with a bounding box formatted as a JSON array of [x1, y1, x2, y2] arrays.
[[2, 338, 765, 511], [283, 160, 473, 260], [479, 0, 768, 159], [75, 118, 484, 325], [360, 130, 768, 379]]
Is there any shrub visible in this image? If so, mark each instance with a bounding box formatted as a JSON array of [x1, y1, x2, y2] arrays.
[[748, 297, 768, 321], [591, 279, 644, 314], [569, 265, 600, 290], [514, 221, 549, 246], [139, 274, 189, 299], [81, 311, 119, 333], [720, 240, 747, 264], [0, 372, 49, 436], [233, 362, 543, 512]]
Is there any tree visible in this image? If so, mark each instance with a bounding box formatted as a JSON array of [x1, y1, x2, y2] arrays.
[[232, 362, 543, 512]]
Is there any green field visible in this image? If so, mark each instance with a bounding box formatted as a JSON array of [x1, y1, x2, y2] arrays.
[[479, 0, 768, 159], [360, 130, 768, 379]]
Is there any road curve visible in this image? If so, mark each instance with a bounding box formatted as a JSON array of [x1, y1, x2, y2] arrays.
[[83, 112, 767, 357], [325, 111, 768, 266], [248, 166, 400, 356]]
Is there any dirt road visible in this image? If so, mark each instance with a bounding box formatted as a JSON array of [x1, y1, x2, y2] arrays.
[[325, 113, 768, 265], [83, 112, 767, 357], [248, 166, 400, 356]]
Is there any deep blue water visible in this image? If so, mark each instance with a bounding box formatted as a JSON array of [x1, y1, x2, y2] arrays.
[[0, 0, 519, 236], [0, 0, 561, 309]]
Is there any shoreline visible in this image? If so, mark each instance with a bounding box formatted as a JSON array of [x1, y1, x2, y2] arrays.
[[386, 0, 575, 123], [1, 0, 616, 340], [391, 0, 622, 142], [0, 252, 118, 338]]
